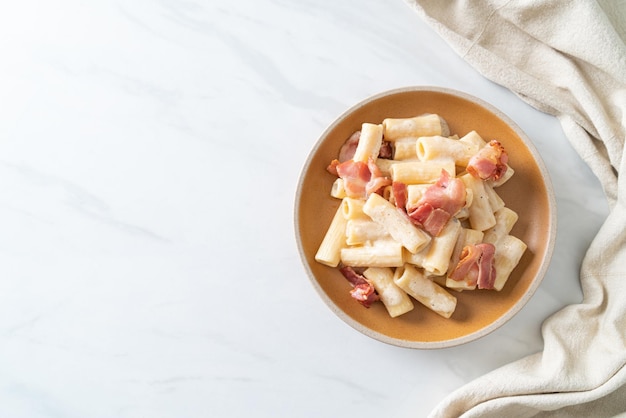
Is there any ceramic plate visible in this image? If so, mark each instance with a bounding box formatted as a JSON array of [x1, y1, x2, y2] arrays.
[[295, 86, 556, 349]]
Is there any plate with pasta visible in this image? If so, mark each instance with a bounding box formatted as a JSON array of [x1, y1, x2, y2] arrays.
[[295, 86, 556, 349]]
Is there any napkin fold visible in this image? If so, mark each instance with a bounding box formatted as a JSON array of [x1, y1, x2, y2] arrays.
[[402, 1, 626, 417]]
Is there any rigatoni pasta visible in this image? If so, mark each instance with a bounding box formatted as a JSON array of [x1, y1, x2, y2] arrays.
[[340, 238, 404, 268], [393, 264, 457, 319], [460, 172, 497, 231], [393, 137, 420, 160], [362, 192, 431, 254], [493, 235, 528, 291], [390, 159, 456, 184], [345, 219, 389, 245], [382, 113, 449, 140], [421, 217, 462, 276], [316, 114, 527, 319], [314, 205, 348, 267], [363, 267, 414, 317], [353, 123, 383, 163], [416, 135, 479, 166]]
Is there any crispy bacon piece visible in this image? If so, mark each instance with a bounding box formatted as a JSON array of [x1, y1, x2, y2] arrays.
[[476, 244, 497, 289], [408, 204, 451, 236], [406, 169, 466, 236], [467, 140, 508, 181], [449, 243, 497, 289], [326, 159, 340, 176], [449, 245, 481, 285], [392, 181, 408, 210], [334, 159, 391, 199], [335, 159, 370, 196], [364, 160, 392, 196], [339, 266, 380, 308]]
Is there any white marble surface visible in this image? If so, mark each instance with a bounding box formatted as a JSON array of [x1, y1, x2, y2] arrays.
[[0, 1, 610, 417]]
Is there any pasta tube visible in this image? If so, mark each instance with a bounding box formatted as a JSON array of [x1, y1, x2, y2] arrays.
[[340, 239, 404, 268], [353, 123, 383, 163], [484, 182, 505, 212], [315, 205, 348, 267], [375, 158, 397, 177], [422, 217, 462, 276], [383, 114, 449, 140], [459, 130, 487, 149], [341, 197, 368, 220], [404, 219, 461, 274], [416, 136, 479, 166], [460, 172, 496, 231], [393, 137, 420, 160], [483, 207, 519, 245], [403, 246, 427, 269], [345, 219, 390, 245], [390, 159, 456, 185], [393, 264, 457, 318], [493, 235, 527, 291], [362, 193, 431, 254], [363, 267, 414, 317], [330, 178, 346, 199]]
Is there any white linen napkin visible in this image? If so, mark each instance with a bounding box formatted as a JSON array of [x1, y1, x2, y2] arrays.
[[402, 1, 626, 417]]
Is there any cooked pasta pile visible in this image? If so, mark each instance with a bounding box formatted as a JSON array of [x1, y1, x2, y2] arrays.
[[315, 114, 527, 319]]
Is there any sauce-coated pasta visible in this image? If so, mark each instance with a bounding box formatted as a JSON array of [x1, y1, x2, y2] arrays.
[[315, 114, 526, 319]]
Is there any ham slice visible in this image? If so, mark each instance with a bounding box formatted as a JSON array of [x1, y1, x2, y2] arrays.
[[467, 140, 508, 181], [407, 169, 466, 236], [449, 243, 497, 289], [339, 266, 380, 308]]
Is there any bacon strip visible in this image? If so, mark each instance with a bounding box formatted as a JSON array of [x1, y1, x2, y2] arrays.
[[365, 160, 392, 196], [327, 159, 340, 176], [449, 243, 497, 289], [339, 266, 380, 308], [334, 159, 391, 199], [338, 131, 361, 162], [328, 130, 393, 176], [408, 204, 450, 236], [467, 140, 508, 181], [476, 243, 496, 289], [392, 181, 408, 210], [406, 169, 466, 236]]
